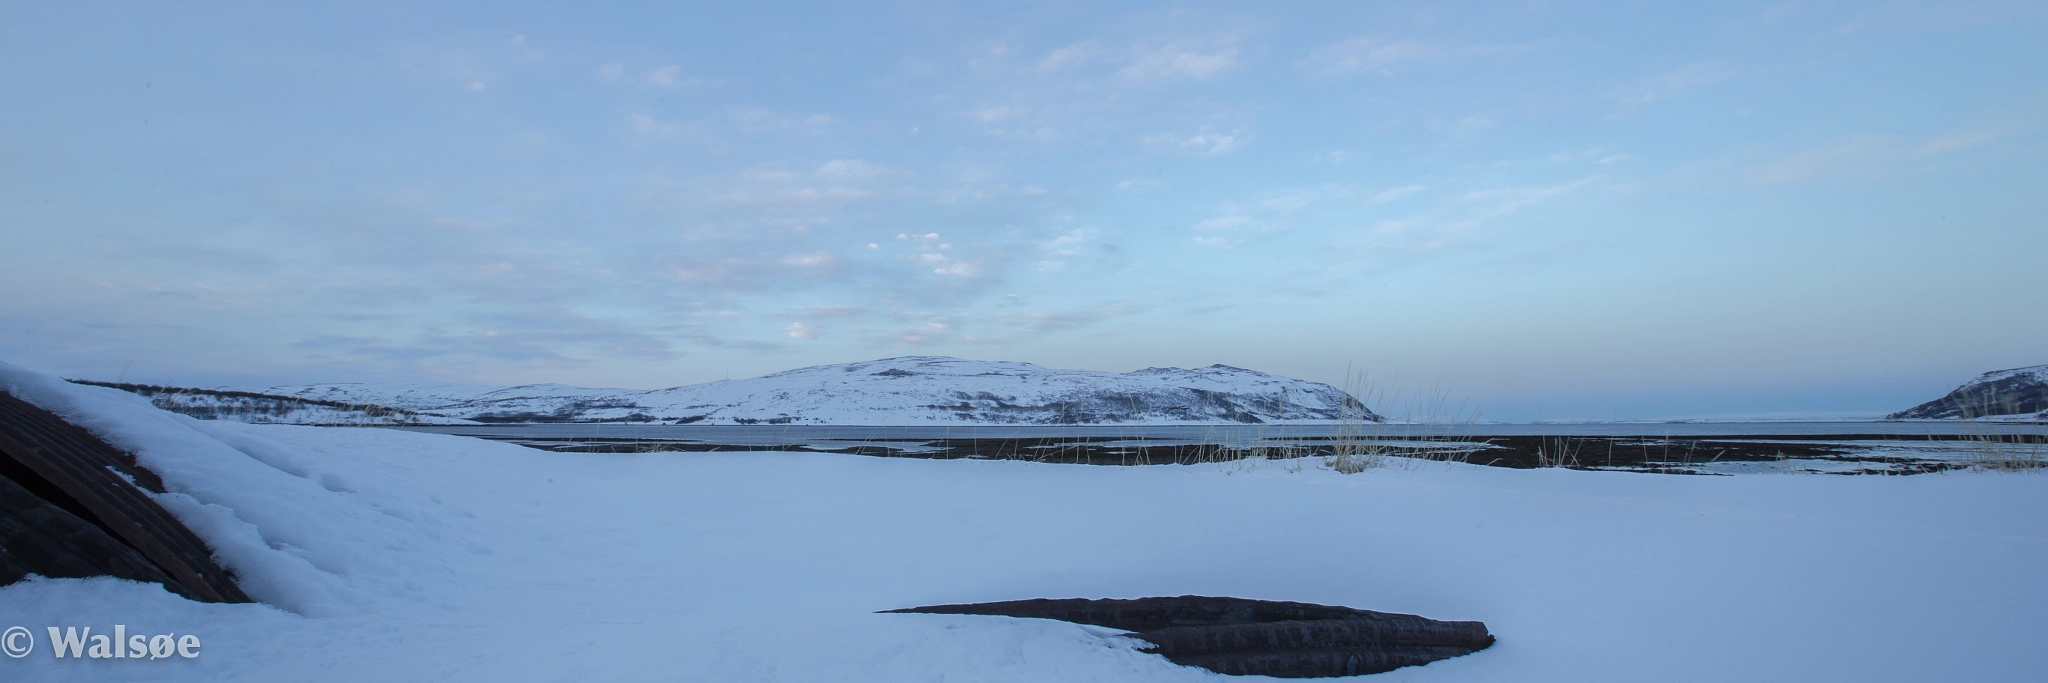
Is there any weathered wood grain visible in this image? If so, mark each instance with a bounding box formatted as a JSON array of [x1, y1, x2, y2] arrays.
[[0, 391, 249, 602]]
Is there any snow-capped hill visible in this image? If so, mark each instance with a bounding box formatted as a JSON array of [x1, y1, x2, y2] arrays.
[[228, 356, 1379, 425], [1889, 364, 2048, 420]]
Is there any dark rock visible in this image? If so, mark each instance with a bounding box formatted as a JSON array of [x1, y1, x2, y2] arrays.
[[886, 595, 1492, 677]]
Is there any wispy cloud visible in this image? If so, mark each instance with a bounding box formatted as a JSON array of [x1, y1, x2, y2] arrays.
[[598, 62, 705, 88], [1299, 38, 1434, 75], [1298, 37, 1532, 76], [1548, 147, 1631, 165], [1460, 177, 1599, 218], [630, 114, 696, 140], [731, 108, 835, 134], [1920, 132, 1996, 153], [1370, 185, 1427, 203], [1035, 228, 1113, 271], [1036, 42, 1098, 72], [1193, 216, 1249, 231], [1615, 62, 1734, 113], [1752, 131, 1996, 183], [996, 304, 1133, 334], [1119, 38, 1239, 81], [644, 65, 685, 86], [1144, 129, 1244, 155]]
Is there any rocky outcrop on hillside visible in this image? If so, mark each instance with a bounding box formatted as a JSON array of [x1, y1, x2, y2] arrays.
[[1889, 365, 2048, 420]]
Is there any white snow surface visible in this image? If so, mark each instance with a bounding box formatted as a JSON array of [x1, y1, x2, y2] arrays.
[[222, 356, 1374, 425], [4, 359, 2046, 681], [1977, 364, 2048, 384]]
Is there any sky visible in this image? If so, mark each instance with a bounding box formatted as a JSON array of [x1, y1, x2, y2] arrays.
[[2, 1, 2043, 421]]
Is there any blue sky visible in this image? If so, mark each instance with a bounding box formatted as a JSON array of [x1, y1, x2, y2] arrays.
[[3, 1, 2043, 420]]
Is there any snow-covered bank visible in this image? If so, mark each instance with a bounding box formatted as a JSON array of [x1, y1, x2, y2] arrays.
[[3, 364, 2045, 681]]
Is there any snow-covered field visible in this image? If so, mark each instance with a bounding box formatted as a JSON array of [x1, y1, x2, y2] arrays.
[[4, 362, 2046, 681]]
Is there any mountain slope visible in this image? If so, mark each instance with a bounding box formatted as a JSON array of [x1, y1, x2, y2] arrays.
[[1889, 365, 2048, 419], [229, 356, 1379, 425]]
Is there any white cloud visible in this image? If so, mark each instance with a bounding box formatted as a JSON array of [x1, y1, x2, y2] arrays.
[[784, 322, 821, 339], [910, 250, 977, 277]]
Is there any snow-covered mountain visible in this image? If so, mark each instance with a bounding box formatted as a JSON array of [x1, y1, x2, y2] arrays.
[[223, 356, 1379, 425], [1889, 364, 2048, 420]]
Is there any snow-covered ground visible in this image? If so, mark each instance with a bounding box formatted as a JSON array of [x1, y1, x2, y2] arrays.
[[4, 361, 2046, 681]]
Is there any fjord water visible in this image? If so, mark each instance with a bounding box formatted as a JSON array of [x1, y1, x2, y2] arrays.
[[394, 421, 2022, 445]]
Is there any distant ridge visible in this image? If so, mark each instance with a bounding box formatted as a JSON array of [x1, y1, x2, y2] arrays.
[[1889, 365, 2048, 420], [100, 357, 1380, 426], [65, 380, 472, 425]]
